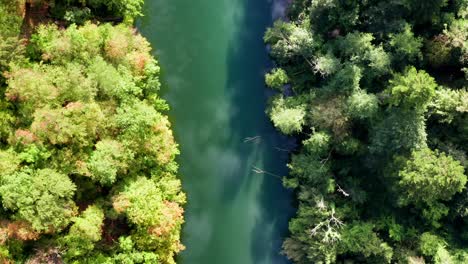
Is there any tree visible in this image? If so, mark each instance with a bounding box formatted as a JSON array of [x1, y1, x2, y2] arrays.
[[308, 0, 360, 35], [288, 153, 332, 191], [309, 96, 350, 138], [312, 52, 340, 76], [87, 0, 144, 22], [113, 177, 184, 263], [346, 89, 379, 120], [60, 205, 104, 259], [443, 19, 468, 59], [397, 148, 466, 206], [266, 1, 468, 263], [402, 0, 448, 24], [268, 96, 306, 135], [0, 13, 184, 261], [282, 202, 343, 264], [429, 88, 468, 123], [265, 68, 289, 91], [0, 169, 77, 232], [0, 150, 20, 177], [385, 67, 437, 112], [87, 140, 129, 185], [389, 24, 423, 64], [115, 101, 179, 168], [303, 131, 331, 156], [114, 177, 175, 228], [50, 63, 97, 103], [338, 222, 393, 263], [435, 247, 454, 264], [31, 102, 105, 147], [334, 32, 390, 78], [264, 20, 317, 64], [6, 66, 59, 119], [335, 32, 376, 59], [420, 232, 446, 257], [6, 63, 97, 117], [325, 63, 362, 93], [425, 35, 453, 68], [0, 0, 24, 75], [87, 57, 141, 101]]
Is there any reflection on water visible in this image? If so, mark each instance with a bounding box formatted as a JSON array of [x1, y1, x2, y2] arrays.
[[138, 0, 294, 263]]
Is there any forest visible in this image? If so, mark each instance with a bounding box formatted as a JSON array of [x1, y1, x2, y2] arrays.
[[264, 0, 468, 263], [0, 0, 184, 263], [1, 0, 468, 263]]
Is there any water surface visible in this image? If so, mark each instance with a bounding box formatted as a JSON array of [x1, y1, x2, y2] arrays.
[[139, 1, 294, 263]]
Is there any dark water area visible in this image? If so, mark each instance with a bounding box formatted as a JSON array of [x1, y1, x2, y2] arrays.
[[138, 1, 294, 263]]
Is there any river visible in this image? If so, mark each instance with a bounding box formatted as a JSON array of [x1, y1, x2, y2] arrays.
[[138, 1, 294, 263]]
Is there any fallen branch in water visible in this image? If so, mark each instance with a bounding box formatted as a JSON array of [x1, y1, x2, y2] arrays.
[[244, 136, 261, 143], [252, 166, 282, 179], [274, 146, 290, 152]]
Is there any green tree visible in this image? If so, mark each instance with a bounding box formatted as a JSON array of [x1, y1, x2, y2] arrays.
[[443, 18, 468, 64], [402, 0, 448, 24], [265, 68, 289, 91], [334, 32, 390, 78], [420, 232, 446, 257], [389, 24, 423, 64], [264, 20, 316, 63], [347, 89, 379, 120], [0, 1, 24, 75], [309, 96, 350, 138], [385, 67, 437, 111], [312, 52, 340, 76], [265, 1, 468, 263], [87, 140, 129, 185], [90, 0, 144, 22], [0, 169, 77, 232], [303, 131, 331, 156], [268, 96, 306, 135], [60, 205, 104, 259], [397, 148, 466, 206], [325, 63, 362, 93], [429, 88, 468, 123], [0, 150, 20, 177], [31, 102, 105, 147], [6, 66, 58, 119], [0, 2, 184, 262], [113, 177, 184, 262], [288, 153, 332, 191], [338, 222, 393, 263]]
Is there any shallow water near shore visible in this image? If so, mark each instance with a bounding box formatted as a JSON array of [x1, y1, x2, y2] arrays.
[[138, 1, 294, 263]]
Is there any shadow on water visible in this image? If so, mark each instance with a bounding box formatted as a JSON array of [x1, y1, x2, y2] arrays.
[[223, 0, 296, 263]]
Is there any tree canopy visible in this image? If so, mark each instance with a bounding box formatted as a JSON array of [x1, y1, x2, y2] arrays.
[[265, 0, 468, 263], [0, 1, 184, 263]]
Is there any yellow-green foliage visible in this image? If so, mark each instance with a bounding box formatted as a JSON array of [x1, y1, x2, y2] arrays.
[[0, 13, 184, 264]]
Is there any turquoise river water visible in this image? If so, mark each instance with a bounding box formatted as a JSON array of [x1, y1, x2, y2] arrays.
[[139, 1, 294, 263]]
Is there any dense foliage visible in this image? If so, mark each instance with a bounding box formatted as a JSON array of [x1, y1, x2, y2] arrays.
[[265, 0, 468, 263], [0, 1, 185, 263], [32, 0, 144, 24]]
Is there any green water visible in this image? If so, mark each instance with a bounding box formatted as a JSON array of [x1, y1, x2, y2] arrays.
[[139, 1, 294, 263]]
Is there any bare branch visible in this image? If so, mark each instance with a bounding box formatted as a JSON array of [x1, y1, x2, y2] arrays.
[[244, 136, 261, 143], [336, 184, 350, 197], [252, 166, 282, 179]]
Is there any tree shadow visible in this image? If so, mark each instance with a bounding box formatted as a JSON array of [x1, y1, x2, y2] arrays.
[[223, 0, 296, 262]]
